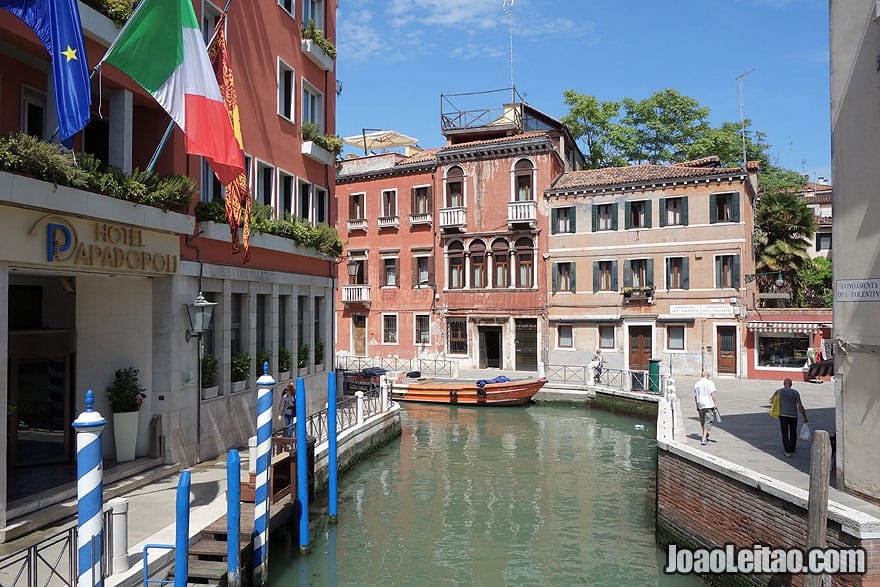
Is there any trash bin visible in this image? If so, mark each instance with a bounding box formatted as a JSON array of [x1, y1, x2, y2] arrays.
[[648, 359, 661, 393]]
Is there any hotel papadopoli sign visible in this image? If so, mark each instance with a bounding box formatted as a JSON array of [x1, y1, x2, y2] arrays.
[[835, 279, 880, 302], [0, 207, 179, 274]]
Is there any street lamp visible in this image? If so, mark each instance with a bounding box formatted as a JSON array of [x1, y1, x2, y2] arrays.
[[186, 291, 216, 463], [744, 271, 784, 288], [346, 258, 359, 282]]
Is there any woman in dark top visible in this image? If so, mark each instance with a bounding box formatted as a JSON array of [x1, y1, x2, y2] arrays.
[[277, 382, 296, 437], [769, 378, 808, 457]]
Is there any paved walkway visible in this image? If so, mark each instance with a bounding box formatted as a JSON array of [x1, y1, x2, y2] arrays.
[[674, 375, 880, 518]]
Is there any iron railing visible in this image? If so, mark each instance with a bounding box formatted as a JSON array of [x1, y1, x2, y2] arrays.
[[0, 508, 112, 587], [336, 356, 456, 378], [544, 365, 665, 395]]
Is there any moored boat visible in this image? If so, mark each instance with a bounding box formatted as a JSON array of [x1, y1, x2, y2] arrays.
[[391, 376, 546, 406]]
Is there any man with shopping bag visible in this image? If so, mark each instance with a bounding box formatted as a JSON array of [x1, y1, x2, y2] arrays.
[[769, 378, 809, 458]]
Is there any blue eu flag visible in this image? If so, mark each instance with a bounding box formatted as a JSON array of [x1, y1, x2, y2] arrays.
[[1, 0, 92, 143]]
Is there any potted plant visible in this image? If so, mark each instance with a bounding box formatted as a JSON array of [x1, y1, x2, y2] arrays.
[[105, 367, 147, 462], [314, 339, 325, 366], [278, 346, 293, 377], [201, 354, 219, 399], [297, 344, 310, 373], [231, 352, 250, 392], [256, 348, 271, 374]]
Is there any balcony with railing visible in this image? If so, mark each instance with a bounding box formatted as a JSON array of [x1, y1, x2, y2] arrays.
[[439, 207, 467, 231], [507, 200, 537, 228], [347, 218, 367, 232], [410, 212, 433, 226], [342, 284, 371, 305], [377, 215, 400, 230]]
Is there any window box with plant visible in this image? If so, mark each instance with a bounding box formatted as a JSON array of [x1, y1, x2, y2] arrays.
[[231, 352, 251, 392], [278, 346, 293, 379], [301, 121, 343, 166], [105, 366, 147, 463], [621, 285, 655, 299], [297, 344, 310, 374], [301, 18, 336, 71], [201, 354, 220, 400]]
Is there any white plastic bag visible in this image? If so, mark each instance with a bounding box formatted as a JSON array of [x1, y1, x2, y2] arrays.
[[799, 423, 811, 441]]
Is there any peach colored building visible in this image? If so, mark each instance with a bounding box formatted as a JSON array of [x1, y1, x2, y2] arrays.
[[544, 157, 759, 378], [336, 100, 584, 371]]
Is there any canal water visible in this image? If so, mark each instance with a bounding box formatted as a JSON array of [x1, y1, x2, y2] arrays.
[[270, 403, 702, 586]]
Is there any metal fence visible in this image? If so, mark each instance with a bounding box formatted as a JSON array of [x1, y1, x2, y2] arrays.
[[0, 509, 112, 587], [336, 355, 456, 378], [544, 365, 666, 395]]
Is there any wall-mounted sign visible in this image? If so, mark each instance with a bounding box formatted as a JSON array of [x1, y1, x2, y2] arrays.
[[0, 206, 179, 275], [669, 304, 735, 317], [835, 279, 880, 302]]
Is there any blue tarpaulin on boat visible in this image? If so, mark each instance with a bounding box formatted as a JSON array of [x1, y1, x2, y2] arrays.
[[476, 376, 510, 387], [360, 367, 388, 378]]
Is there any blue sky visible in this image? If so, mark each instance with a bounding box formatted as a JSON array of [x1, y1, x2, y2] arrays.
[[336, 0, 830, 180]]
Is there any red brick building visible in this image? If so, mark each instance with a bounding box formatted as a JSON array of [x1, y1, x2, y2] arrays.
[[336, 98, 584, 371]]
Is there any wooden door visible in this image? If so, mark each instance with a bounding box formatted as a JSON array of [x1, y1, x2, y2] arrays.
[[717, 326, 737, 374], [515, 319, 538, 371], [628, 326, 652, 371], [352, 315, 366, 356]]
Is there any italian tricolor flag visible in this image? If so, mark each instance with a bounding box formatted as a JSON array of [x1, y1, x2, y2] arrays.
[[102, 0, 244, 185]]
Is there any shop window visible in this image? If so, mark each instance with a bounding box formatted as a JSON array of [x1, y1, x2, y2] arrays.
[[757, 332, 809, 368]]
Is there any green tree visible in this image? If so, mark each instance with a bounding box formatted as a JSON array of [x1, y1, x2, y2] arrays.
[[685, 120, 770, 169], [618, 89, 711, 164], [753, 192, 818, 300], [561, 91, 626, 169], [795, 257, 832, 308]]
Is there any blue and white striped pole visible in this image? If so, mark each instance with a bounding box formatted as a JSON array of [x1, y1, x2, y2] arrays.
[[327, 371, 338, 524], [174, 471, 191, 587], [295, 377, 310, 554], [253, 362, 274, 586], [72, 389, 106, 587]]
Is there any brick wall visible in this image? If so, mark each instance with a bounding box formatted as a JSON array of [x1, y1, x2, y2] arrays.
[[657, 449, 880, 586]]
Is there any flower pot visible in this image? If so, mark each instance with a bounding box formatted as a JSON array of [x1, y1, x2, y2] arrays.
[[113, 411, 139, 463], [232, 380, 247, 393]]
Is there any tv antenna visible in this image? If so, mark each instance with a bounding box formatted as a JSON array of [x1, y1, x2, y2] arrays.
[[736, 69, 755, 169], [503, 0, 515, 102]]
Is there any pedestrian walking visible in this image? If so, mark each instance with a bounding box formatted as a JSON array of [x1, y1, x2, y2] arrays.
[[769, 378, 808, 457], [591, 348, 606, 384], [693, 371, 718, 446], [277, 382, 296, 437]]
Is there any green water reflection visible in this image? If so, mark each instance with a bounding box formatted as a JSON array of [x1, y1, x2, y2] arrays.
[[270, 403, 702, 586]]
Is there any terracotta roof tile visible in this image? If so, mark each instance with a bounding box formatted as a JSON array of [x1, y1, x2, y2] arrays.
[[396, 148, 440, 166], [551, 160, 747, 191]]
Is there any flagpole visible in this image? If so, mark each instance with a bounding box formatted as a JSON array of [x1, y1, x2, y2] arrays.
[[145, 0, 234, 172]]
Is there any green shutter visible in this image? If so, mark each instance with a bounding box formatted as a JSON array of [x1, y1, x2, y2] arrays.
[[659, 199, 667, 227], [624, 201, 632, 229], [715, 256, 722, 288], [570, 262, 577, 292], [569, 206, 577, 233], [552, 263, 558, 293], [611, 260, 619, 290], [551, 208, 558, 235], [646, 258, 654, 287], [731, 193, 740, 223], [644, 201, 652, 228], [593, 261, 599, 292], [591, 205, 598, 232], [681, 197, 689, 226], [733, 255, 741, 289], [681, 257, 690, 290], [623, 260, 632, 288], [611, 203, 618, 231], [709, 194, 718, 224]]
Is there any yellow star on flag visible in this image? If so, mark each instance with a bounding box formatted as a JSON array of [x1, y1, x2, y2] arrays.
[[61, 45, 78, 62]]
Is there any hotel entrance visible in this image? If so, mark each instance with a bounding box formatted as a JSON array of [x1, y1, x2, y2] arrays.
[[7, 276, 77, 476]]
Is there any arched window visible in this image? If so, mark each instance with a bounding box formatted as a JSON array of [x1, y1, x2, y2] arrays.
[[514, 159, 534, 201], [515, 237, 534, 288], [491, 239, 510, 288], [469, 240, 487, 288], [445, 166, 464, 207], [447, 241, 465, 289]]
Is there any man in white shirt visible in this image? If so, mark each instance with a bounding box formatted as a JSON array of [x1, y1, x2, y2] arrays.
[[693, 371, 718, 446]]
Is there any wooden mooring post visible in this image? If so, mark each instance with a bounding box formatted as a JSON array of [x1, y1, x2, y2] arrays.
[[804, 430, 832, 587]]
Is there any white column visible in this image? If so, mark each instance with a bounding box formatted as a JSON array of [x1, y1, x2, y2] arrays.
[[109, 89, 133, 173]]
